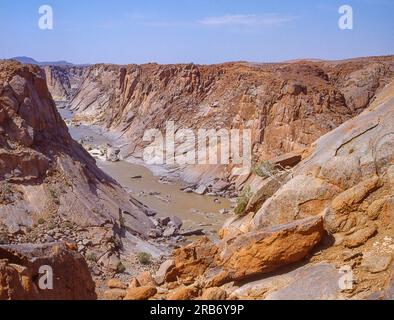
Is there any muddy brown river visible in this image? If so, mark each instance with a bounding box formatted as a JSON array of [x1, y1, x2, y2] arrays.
[[59, 107, 232, 235]]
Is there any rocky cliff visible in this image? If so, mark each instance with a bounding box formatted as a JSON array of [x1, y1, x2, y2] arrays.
[[129, 79, 392, 300], [43, 65, 86, 102], [45, 56, 394, 188], [0, 61, 159, 279], [7, 56, 393, 300]]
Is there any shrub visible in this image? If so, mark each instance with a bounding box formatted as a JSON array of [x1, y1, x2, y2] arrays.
[[137, 252, 152, 265], [48, 188, 60, 205], [0, 232, 9, 245], [86, 252, 98, 262], [119, 216, 126, 229], [252, 160, 276, 178], [116, 261, 126, 274], [63, 220, 74, 229], [234, 187, 253, 217]]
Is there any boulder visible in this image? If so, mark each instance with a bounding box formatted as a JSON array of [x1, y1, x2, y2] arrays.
[[0, 243, 96, 300], [137, 271, 157, 287], [103, 289, 127, 300], [194, 185, 208, 195], [164, 237, 218, 284], [361, 253, 392, 274], [124, 286, 157, 300], [212, 216, 324, 285], [107, 278, 127, 290], [167, 285, 200, 300], [199, 287, 227, 300], [155, 259, 175, 285], [211, 180, 231, 193], [344, 225, 378, 248]]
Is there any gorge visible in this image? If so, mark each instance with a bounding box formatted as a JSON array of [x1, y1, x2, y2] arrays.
[[0, 55, 393, 300]]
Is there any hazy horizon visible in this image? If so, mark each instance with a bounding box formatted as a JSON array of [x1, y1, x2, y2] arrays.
[[1, 0, 393, 65]]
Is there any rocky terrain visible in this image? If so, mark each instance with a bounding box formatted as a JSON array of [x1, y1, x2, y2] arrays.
[[0, 61, 185, 299], [103, 77, 394, 300], [45, 56, 394, 191], [1, 55, 393, 300]]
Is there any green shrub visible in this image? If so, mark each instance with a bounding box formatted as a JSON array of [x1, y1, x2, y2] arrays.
[[137, 252, 152, 265], [119, 216, 126, 228], [116, 261, 126, 274], [63, 220, 74, 229], [48, 188, 60, 205], [0, 232, 9, 245], [252, 160, 276, 178], [234, 187, 253, 217], [86, 252, 98, 262]]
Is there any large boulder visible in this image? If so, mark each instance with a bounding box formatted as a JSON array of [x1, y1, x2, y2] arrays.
[[211, 216, 324, 286], [0, 243, 96, 300]]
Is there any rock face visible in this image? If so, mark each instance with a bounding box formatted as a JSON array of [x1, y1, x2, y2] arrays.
[[231, 263, 344, 300], [5, 56, 393, 300], [0, 61, 155, 256], [44, 56, 394, 187], [152, 79, 394, 300], [43, 66, 86, 102], [0, 243, 96, 300], [213, 216, 324, 285]]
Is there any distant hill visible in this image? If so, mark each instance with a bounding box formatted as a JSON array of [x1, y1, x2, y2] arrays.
[[12, 56, 74, 66]]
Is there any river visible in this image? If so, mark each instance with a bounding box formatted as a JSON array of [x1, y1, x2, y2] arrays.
[[58, 107, 233, 236]]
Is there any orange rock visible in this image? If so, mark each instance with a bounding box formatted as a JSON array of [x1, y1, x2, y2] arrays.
[[137, 271, 157, 287], [107, 278, 127, 289], [167, 285, 200, 300], [103, 289, 127, 300], [124, 286, 157, 300], [212, 216, 324, 286], [165, 237, 218, 284], [128, 277, 140, 288], [0, 243, 97, 300], [199, 287, 227, 300]]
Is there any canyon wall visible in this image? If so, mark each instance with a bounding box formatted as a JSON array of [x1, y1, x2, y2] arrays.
[[122, 79, 394, 300], [0, 61, 159, 277], [46, 56, 394, 187]]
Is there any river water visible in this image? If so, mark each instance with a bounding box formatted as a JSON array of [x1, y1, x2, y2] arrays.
[[58, 108, 232, 235]]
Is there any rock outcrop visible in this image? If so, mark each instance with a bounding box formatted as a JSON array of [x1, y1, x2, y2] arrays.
[[5, 56, 393, 300], [0, 243, 96, 300], [0, 61, 156, 263], [147, 79, 394, 300], [43, 66, 86, 102]]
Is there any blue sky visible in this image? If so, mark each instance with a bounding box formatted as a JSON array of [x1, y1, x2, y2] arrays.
[[0, 0, 393, 64]]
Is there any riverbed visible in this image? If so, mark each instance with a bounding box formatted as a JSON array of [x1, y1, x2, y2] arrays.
[[58, 107, 233, 235]]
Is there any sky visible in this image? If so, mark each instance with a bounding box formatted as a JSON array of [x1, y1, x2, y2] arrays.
[[0, 0, 393, 65]]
